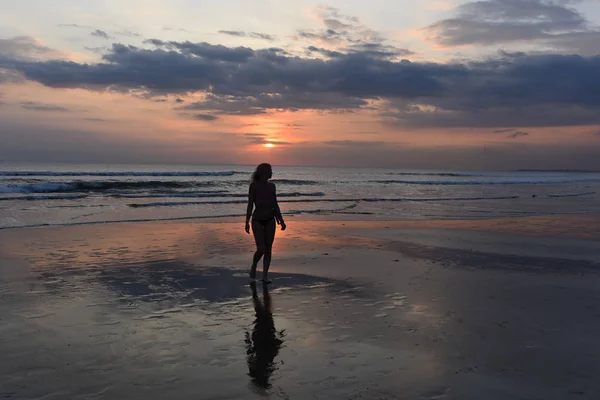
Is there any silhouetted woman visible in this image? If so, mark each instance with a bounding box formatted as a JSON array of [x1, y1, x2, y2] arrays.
[[245, 163, 286, 284], [245, 282, 284, 389]]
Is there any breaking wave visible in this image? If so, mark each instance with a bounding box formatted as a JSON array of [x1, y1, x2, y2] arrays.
[[0, 181, 217, 194], [0, 170, 242, 177]]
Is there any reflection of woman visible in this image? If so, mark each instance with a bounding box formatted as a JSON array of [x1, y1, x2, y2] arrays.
[[245, 282, 284, 389], [245, 163, 286, 284]]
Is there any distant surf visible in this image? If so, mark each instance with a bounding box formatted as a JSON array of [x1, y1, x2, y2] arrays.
[[0, 170, 243, 177], [1, 165, 599, 229]]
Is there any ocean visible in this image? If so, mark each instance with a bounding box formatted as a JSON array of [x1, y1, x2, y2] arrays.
[[1, 163, 599, 229]]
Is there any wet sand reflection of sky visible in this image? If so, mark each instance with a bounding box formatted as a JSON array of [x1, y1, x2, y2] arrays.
[[0, 254, 444, 399]]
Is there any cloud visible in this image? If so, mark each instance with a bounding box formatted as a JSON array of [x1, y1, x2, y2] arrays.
[[381, 52, 600, 128], [3, 37, 600, 128], [174, 98, 185, 103], [244, 133, 291, 145], [286, 123, 305, 130], [506, 131, 529, 139], [249, 32, 276, 41], [84, 46, 107, 54], [163, 27, 192, 33], [0, 36, 62, 60], [143, 39, 256, 62], [425, 0, 600, 52], [307, 46, 344, 58], [192, 113, 218, 121], [115, 30, 141, 38], [183, 92, 368, 115], [91, 30, 111, 39], [219, 30, 246, 37], [219, 31, 276, 41], [20, 101, 71, 112], [0, 68, 24, 84], [297, 7, 413, 59], [58, 23, 94, 29], [324, 140, 385, 147]]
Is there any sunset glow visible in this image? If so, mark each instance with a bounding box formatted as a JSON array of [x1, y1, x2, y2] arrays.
[[1, 1, 600, 169]]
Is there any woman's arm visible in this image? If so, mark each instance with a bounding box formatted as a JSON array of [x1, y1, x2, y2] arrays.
[[273, 184, 285, 227], [245, 184, 254, 231]]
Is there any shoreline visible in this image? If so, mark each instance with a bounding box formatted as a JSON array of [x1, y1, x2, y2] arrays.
[[1, 213, 600, 399], [2, 212, 600, 241]]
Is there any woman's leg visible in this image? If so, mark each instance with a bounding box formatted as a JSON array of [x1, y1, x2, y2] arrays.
[[262, 219, 276, 281], [251, 220, 267, 279]]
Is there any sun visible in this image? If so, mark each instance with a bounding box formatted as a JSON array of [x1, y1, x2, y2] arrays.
[[264, 143, 275, 148]]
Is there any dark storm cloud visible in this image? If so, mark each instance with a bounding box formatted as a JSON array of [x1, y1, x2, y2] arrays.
[[20, 101, 71, 112], [91, 30, 111, 39], [2, 33, 600, 127], [192, 113, 219, 121], [506, 131, 530, 139], [426, 0, 600, 51], [219, 31, 276, 41]]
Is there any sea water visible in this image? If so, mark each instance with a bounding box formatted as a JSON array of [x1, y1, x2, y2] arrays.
[[1, 163, 599, 229]]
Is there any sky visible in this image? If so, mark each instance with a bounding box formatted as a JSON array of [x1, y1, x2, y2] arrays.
[[1, 0, 600, 169]]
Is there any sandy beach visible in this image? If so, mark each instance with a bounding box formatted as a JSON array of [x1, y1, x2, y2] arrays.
[[1, 214, 600, 399]]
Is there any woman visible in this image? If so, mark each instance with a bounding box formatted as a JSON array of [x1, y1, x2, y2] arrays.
[[245, 163, 286, 284]]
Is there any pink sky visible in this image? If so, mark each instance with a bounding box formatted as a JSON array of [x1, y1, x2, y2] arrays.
[[1, 1, 600, 169]]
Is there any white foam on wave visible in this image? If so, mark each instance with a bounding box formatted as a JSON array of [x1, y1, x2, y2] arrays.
[[0, 171, 240, 177], [0, 194, 88, 201], [0, 183, 77, 194]]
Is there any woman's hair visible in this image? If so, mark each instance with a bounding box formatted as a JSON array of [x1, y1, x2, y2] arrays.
[[251, 163, 272, 182]]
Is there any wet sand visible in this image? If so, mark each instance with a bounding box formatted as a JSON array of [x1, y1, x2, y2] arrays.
[[1, 215, 600, 399]]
